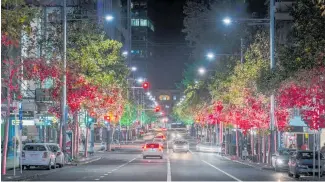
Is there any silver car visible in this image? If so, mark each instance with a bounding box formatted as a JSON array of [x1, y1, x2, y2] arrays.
[[172, 140, 189, 153], [288, 150, 325, 178]]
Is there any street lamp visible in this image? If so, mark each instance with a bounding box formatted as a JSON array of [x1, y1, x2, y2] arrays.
[[198, 67, 206, 75], [223, 17, 232, 25], [105, 15, 114, 21], [122, 51, 128, 57], [137, 78, 144, 83], [131, 66, 137, 72], [207, 52, 215, 60]]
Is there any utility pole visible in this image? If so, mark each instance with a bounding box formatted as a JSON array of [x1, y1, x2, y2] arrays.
[[61, 0, 68, 153], [269, 0, 276, 163]]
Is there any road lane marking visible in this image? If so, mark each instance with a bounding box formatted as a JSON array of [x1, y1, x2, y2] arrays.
[[167, 157, 171, 182], [94, 179, 99, 180], [104, 174, 108, 176], [100, 176, 104, 178], [202, 160, 242, 182], [189, 150, 193, 154]]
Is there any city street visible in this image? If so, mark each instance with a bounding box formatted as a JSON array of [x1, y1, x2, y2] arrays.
[[15, 130, 294, 181]]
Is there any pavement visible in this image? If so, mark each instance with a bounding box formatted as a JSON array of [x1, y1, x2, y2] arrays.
[[3, 130, 324, 181]]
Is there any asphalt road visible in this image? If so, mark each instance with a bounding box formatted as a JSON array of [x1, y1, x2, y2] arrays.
[[26, 129, 296, 181]]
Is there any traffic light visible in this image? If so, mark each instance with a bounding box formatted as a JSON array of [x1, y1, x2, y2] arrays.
[[142, 81, 149, 90], [155, 106, 160, 112], [104, 115, 110, 122]]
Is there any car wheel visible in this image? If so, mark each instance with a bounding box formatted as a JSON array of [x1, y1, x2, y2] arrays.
[[143, 156, 146, 159], [288, 171, 293, 177], [160, 156, 163, 159], [294, 172, 300, 179]]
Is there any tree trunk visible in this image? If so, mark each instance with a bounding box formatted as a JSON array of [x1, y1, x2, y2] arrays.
[[262, 134, 266, 163], [236, 127, 239, 157], [73, 112, 78, 158], [84, 128, 89, 158]]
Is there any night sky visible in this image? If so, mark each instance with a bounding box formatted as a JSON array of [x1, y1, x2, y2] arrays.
[[147, 0, 267, 90]]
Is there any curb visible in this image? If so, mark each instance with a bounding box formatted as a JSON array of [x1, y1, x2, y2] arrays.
[[3, 166, 74, 181], [3, 157, 102, 181]]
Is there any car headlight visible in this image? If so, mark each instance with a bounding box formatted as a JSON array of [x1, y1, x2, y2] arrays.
[[277, 159, 284, 164], [298, 164, 308, 168]]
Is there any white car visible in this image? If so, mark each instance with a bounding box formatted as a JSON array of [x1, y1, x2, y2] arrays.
[[47, 143, 65, 168], [22, 143, 57, 170], [153, 138, 164, 146], [142, 143, 163, 159], [173, 140, 189, 152]]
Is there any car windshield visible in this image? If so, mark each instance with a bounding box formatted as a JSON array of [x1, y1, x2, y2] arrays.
[[279, 150, 294, 156], [23, 145, 47, 151], [298, 152, 324, 159], [174, 141, 187, 145], [3, 0, 323, 180]]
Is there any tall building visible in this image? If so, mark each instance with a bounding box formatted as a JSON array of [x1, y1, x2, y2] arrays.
[[130, 0, 155, 78]]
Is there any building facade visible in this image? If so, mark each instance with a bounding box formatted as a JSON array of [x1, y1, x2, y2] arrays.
[[130, 0, 155, 78]]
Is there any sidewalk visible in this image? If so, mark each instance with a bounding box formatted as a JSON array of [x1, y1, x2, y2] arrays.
[[2, 155, 101, 181]]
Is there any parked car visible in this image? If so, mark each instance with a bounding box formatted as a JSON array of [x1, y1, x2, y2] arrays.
[[142, 143, 163, 159], [288, 150, 325, 178], [22, 143, 57, 170], [172, 140, 189, 153], [271, 148, 296, 171], [47, 143, 65, 168]]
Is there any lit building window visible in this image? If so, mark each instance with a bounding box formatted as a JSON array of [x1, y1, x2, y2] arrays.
[[159, 95, 170, 101], [140, 19, 147, 26], [131, 19, 139, 26], [173, 96, 177, 100]]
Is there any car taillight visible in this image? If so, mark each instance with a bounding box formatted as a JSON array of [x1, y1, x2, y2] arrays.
[[57, 152, 61, 156], [22, 152, 25, 158], [43, 152, 48, 158], [143, 145, 147, 150], [159, 146, 163, 151]]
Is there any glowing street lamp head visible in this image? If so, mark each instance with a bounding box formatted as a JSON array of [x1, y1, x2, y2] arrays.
[[137, 78, 144, 83], [105, 15, 114, 21], [131, 66, 137, 72], [198, 67, 206, 75], [207, 52, 215, 60], [122, 51, 128, 57], [223, 17, 232, 25]]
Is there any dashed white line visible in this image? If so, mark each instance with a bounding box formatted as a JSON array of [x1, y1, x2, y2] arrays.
[[94, 179, 100, 180], [202, 160, 242, 182], [104, 174, 108, 176], [100, 176, 104, 178], [167, 157, 171, 182]]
